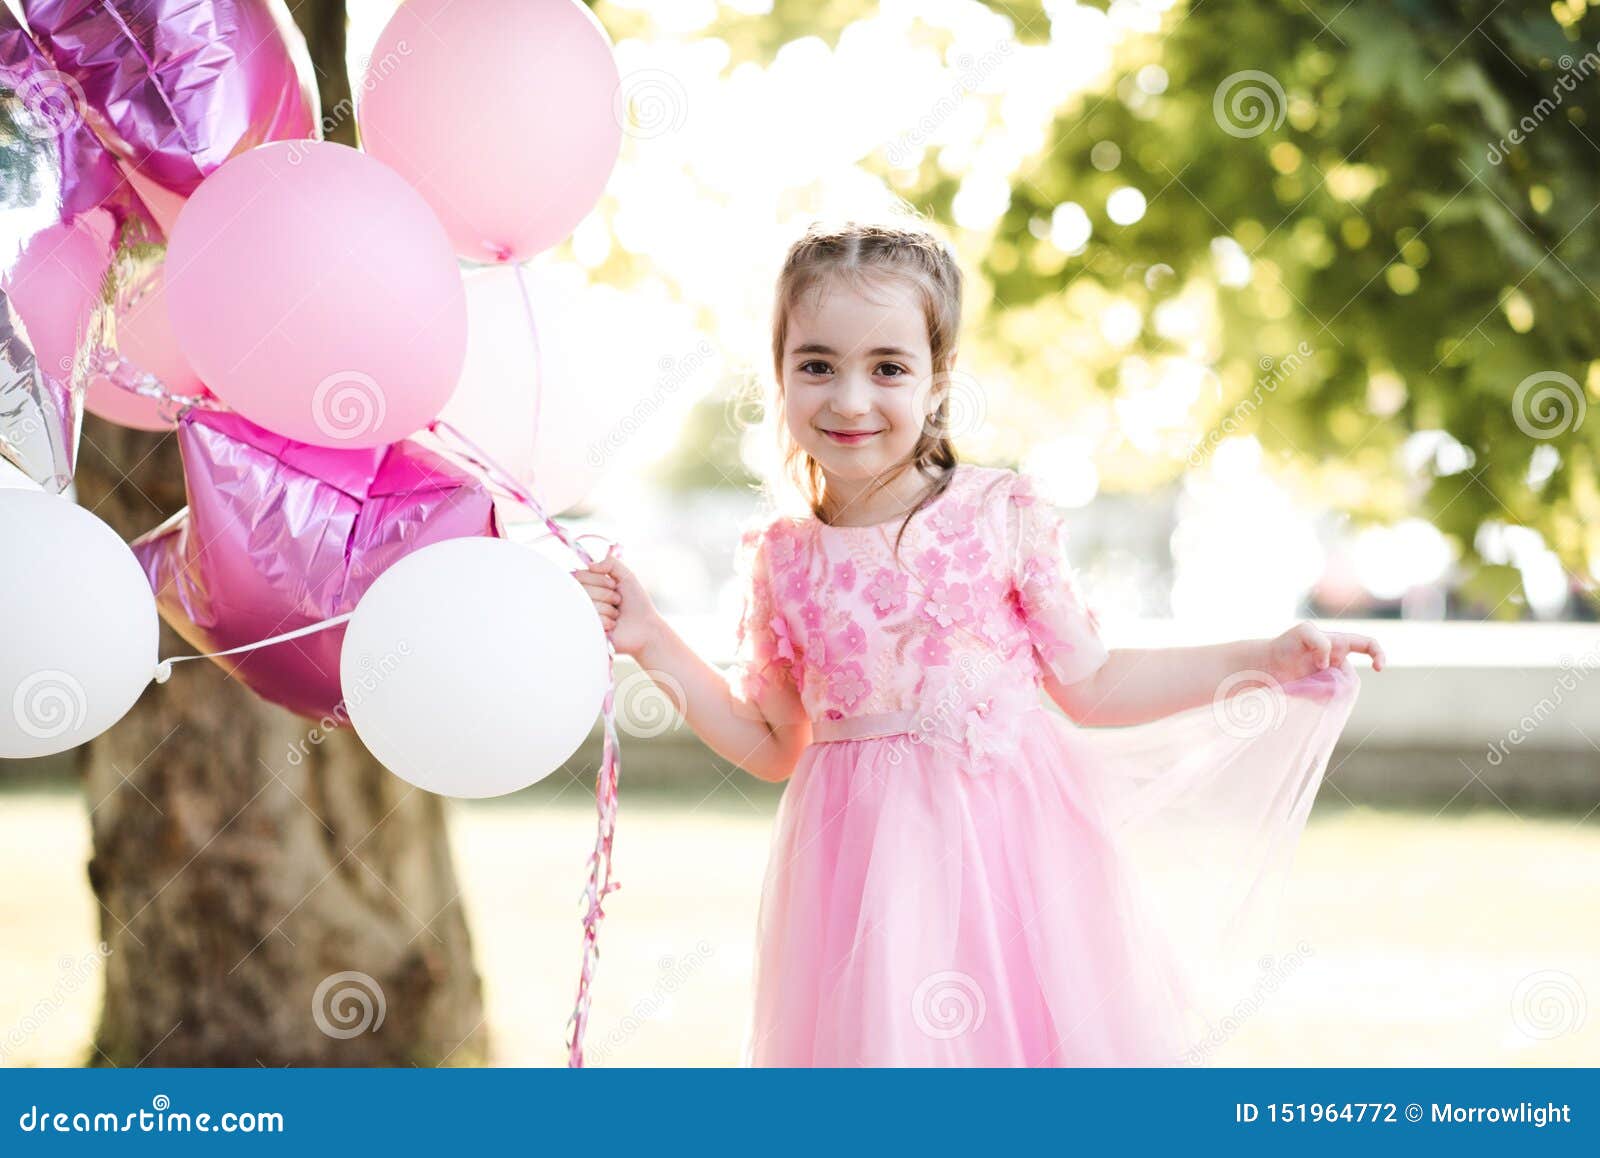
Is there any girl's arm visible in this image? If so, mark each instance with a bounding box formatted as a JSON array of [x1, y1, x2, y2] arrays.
[[574, 550, 811, 782], [1046, 624, 1385, 728]]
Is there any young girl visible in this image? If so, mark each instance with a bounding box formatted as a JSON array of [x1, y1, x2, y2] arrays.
[[576, 220, 1384, 1067]]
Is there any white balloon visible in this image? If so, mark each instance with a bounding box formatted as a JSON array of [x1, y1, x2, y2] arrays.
[[437, 262, 668, 518], [0, 490, 159, 758], [339, 537, 610, 798], [0, 460, 43, 491]]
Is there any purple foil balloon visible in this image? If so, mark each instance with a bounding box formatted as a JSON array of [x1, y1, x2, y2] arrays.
[[21, 0, 320, 197], [132, 409, 502, 721], [1, 7, 163, 229]]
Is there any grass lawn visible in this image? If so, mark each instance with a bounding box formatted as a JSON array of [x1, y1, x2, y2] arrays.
[[2, 783, 1595, 1067]]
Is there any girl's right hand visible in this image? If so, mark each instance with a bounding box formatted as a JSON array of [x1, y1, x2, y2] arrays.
[[572, 549, 663, 659]]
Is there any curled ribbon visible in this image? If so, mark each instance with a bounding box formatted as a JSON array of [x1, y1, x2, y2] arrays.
[[426, 416, 622, 1069]]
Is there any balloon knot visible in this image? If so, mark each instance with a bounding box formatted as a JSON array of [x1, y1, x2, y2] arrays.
[[152, 660, 173, 685]]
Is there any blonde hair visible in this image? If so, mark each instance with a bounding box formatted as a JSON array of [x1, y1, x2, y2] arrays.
[[766, 218, 964, 555]]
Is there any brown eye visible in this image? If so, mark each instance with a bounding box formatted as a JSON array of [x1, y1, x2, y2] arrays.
[[878, 363, 908, 378], [799, 360, 830, 376]]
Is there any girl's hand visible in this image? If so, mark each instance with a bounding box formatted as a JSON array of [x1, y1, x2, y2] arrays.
[[572, 549, 665, 659], [1262, 621, 1385, 684]]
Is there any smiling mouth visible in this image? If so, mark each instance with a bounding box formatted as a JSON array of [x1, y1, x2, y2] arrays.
[[821, 429, 883, 444]]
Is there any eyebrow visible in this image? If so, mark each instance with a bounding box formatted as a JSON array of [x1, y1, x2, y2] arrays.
[[790, 343, 918, 358]]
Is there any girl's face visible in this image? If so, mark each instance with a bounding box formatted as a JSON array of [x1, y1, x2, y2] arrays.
[[780, 277, 940, 485]]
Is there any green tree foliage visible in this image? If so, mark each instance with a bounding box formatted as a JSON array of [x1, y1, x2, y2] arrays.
[[696, 0, 1598, 611], [997, 0, 1597, 610]]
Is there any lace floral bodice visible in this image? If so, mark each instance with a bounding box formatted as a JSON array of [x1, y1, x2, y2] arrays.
[[726, 464, 1107, 759]]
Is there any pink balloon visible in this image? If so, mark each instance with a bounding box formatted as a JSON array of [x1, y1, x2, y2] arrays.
[[83, 376, 172, 432], [164, 141, 467, 448], [357, 0, 622, 263], [118, 160, 188, 239], [85, 261, 208, 431], [3, 212, 114, 380]]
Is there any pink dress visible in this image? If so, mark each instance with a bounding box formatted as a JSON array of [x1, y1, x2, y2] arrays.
[[726, 463, 1360, 1067]]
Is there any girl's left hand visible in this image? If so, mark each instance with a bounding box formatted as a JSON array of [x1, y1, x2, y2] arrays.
[[1263, 622, 1385, 684]]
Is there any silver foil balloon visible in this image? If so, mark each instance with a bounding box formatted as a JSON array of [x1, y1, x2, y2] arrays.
[[0, 285, 77, 493], [3, 7, 162, 488], [1, 28, 79, 492]]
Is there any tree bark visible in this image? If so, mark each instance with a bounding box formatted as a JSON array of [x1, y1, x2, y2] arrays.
[[75, 417, 488, 1067]]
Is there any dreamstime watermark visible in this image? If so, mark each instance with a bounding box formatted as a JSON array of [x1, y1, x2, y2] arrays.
[[1509, 969, 1588, 1042], [0, 66, 86, 141], [1213, 70, 1287, 139], [311, 371, 388, 442], [912, 970, 987, 1039], [613, 68, 689, 140], [586, 340, 716, 469], [1511, 370, 1586, 439], [284, 41, 413, 165], [615, 668, 686, 739], [1486, 42, 1600, 165], [311, 970, 386, 1040], [586, 940, 716, 1063], [1187, 342, 1315, 467], [1483, 644, 1600, 766], [283, 641, 411, 767], [1211, 669, 1289, 739], [882, 650, 1004, 767], [1181, 941, 1315, 1064], [885, 40, 1015, 168], [911, 367, 988, 440], [11, 668, 88, 742], [0, 942, 113, 1064]]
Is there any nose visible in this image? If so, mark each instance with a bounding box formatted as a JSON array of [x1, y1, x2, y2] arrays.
[[830, 369, 873, 418]]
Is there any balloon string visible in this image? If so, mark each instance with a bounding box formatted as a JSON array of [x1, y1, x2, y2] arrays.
[[427, 415, 623, 1069], [86, 345, 226, 423], [151, 612, 354, 684], [509, 261, 546, 454]]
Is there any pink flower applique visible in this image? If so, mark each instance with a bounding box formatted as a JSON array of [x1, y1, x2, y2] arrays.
[[834, 559, 857, 591], [770, 614, 796, 664], [928, 499, 976, 543], [953, 536, 988, 573], [830, 617, 867, 662], [798, 598, 826, 633], [971, 572, 1007, 605], [1028, 620, 1074, 668], [920, 579, 973, 633], [1018, 550, 1061, 595], [768, 527, 802, 571], [827, 661, 871, 710], [780, 563, 812, 601], [1009, 476, 1039, 507], [866, 568, 908, 619], [913, 633, 951, 666], [974, 609, 1010, 647], [914, 669, 1041, 778], [916, 546, 950, 581]]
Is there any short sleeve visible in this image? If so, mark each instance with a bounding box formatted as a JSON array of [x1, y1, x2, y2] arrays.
[[726, 522, 804, 723], [1007, 472, 1109, 686]]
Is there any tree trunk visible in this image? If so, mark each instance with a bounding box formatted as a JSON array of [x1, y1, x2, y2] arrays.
[[74, 419, 488, 1066], [58, 0, 488, 1066]]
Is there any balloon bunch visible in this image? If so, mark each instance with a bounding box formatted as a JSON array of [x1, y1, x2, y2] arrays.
[[1, 0, 629, 1065]]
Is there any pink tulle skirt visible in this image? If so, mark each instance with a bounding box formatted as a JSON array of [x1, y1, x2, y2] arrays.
[[742, 662, 1361, 1067]]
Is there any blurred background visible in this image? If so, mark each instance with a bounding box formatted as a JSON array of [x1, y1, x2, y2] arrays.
[[3, 0, 1598, 1067]]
